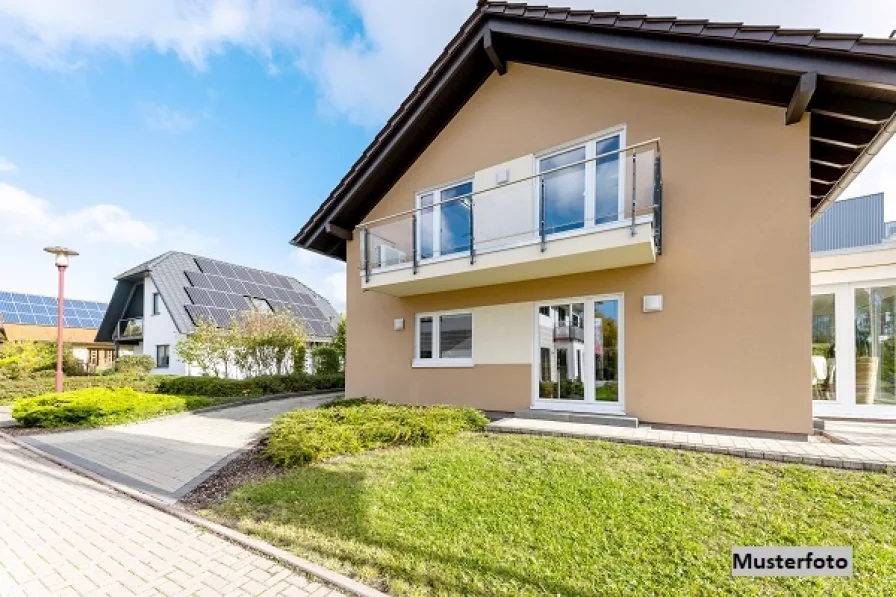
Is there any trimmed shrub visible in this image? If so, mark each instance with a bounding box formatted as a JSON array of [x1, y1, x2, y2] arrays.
[[155, 372, 344, 398], [114, 355, 156, 376], [312, 345, 341, 374], [11, 387, 211, 428], [0, 375, 163, 404], [266, 401, 489, 467]]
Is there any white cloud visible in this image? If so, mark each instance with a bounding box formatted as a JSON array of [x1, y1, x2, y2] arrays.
[[137, 101, 207, 134], [0, 156, 17, 173], [289, 248, 346, 312]]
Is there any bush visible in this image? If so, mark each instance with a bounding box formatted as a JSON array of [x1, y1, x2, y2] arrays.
[[312, 346, 341, 374], [0, 375, 163, 404], [154, 372, 345, 398], [11, 387, 211, 428], [0, 341, 81, 380], [266, 401, 489, 467], [114, 355, 156, 376]]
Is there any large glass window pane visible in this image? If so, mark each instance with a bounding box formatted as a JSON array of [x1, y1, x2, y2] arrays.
[[541, 147, 586, 235], [439, 182, 472, 256], [419, 316, 433, 359], [594, 299, 620, 402], [812, 294, 836, 401], [594, 135, 621, 225], [855, 287, 896, 405], [537, 303, 585, 399], [419, 194, 434, 259], [439, 313, 472, 358]]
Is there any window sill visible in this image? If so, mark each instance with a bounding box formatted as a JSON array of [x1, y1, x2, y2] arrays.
[[412, 358, 473, 369]]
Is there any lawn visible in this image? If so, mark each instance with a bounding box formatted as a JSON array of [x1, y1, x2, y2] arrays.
[[208, 433, 896, 597]]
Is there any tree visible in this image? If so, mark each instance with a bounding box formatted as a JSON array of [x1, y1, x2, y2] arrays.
[[231, 311, 306, 377], [333, 314, 346, 367], [176, 319, 225, 376]]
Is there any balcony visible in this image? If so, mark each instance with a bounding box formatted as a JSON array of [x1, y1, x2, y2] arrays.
[[114, 317, 143, 340], [358, 138, 663, 296], [554, 324, 584, 342]]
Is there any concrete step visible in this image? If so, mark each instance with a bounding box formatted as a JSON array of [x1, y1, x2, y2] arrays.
[[512, 409, 639, 428]]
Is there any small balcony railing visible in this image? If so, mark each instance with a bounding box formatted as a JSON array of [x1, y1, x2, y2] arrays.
[[554, 324, 584, 342], [358, 138, 663, 282], [115, 317, 143, 339]]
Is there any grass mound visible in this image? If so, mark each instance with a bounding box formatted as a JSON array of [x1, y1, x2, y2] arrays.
[[11, 387, 211, 428], [266, 401, 488, 466]]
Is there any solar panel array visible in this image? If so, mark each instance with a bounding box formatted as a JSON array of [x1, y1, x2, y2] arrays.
[[182, 257, 335, 337], [0, 291, 108, 328]]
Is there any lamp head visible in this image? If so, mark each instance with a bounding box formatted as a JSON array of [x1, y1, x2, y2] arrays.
[[44, 246, 79, 268]]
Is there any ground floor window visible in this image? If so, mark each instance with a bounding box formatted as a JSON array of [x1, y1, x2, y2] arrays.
[[535, 296, 622, 410], [812, 294, 836, 401], [156, 345, 170, 368], [414, 311, 473, 366], [854, 286, 896, 406]]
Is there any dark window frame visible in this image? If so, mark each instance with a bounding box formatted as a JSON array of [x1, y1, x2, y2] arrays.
[[152, 292, 162, 315], [156, 344, 170, 368]]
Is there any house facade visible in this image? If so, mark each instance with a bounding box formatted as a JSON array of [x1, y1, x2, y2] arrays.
[[293, 2, 896, 437], [95, 252, 340, 376], [811, 193, 896, 419], [0, 291, 114, 371]]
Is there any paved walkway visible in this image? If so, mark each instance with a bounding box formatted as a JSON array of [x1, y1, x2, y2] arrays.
[[823, 420, 896, 447], [20, 394, 339, 502], [0, 405, 15, 428], [486, 418, 896, 471], [0, 438, 345, 597]]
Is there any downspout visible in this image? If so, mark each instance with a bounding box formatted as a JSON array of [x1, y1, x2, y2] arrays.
[[811, 113, 896, 223]]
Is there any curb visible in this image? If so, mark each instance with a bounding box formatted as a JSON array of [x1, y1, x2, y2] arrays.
[[188, 388, 346, 415], [0, 431, 390, 597]]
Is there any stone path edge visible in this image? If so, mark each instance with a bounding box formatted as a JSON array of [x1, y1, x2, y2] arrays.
[[0, 431, 390, 597], [484, 425, 896, 473]]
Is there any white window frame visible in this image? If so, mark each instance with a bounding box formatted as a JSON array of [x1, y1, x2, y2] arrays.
[[534, 124, 627, 238], [415, 177, 474, 262], [413, 309, 474, 368], [531, 293, 625, 415]]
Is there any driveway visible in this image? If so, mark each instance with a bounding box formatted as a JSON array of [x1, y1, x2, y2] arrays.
[[0, 437, 345, 597], [19, 393, 339, 502]]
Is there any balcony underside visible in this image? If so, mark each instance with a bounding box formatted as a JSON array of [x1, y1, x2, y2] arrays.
[[363, 221, 656, 297]]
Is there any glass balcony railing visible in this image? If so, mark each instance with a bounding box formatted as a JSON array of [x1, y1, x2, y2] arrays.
[[358, 138, 663, 282], [115, 317, 143, 339]]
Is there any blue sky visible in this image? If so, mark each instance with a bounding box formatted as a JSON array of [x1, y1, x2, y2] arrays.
[[1, 0, 894, 313]]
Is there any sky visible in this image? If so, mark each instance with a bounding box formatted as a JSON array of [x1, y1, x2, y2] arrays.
[[0, 0, 894, 314]]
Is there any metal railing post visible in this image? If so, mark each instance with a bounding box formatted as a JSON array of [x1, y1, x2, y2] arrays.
[[412, 214, 418, 274], [654, 152, 663, 255], [630, 150, 637, 237], [469, 197, 476, 264], [362, 227, 370, 283], [539, 177, 547, 252]]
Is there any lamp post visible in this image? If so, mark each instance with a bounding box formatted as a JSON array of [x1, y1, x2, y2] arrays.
[[44, 246, 79, 393]]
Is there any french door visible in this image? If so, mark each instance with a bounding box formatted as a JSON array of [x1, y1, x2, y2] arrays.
[[533, 294, 624, 414]]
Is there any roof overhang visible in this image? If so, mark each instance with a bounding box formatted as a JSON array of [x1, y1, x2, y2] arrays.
[[293, 2, 896, 261]]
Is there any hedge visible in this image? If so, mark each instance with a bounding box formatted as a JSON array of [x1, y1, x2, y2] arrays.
[[266, 399, 489, 466], [155, 372, 345, 398], [0, 375, 163, 405], [11, 387, 211, 428]]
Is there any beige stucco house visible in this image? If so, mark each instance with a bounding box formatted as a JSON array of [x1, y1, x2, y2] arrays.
[[293, 2, 896, 437]]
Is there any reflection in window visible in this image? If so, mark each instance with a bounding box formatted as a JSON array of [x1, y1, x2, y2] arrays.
[[855, 287, 896, 405], [594, 299, 619, 402], [439, 313, 472, 358], [537, 303, 585, 400], [419, 316, 433, 359], [541, 148, 586, 235], [811, 294, 836, 401], [595, 135, 621, 224], [420, 194, 434, 259], [440, 183, 472, 256]]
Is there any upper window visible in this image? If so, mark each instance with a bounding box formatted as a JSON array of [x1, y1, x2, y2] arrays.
[[415, 311, 473, 366], [152, 292, 161, 315], [156, 345, 170, 368], [248, 297, 272, 313], [538, 129, 624, 235], [417, 180, 473, 260]]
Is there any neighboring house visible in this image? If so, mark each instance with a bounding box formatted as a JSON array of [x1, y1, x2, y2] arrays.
[[94, 252, 339, 376], [0, 291, 115, 371], [811, 193, 896, 419], [292, 2, 896, 437]]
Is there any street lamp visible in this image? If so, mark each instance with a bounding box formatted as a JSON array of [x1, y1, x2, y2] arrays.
[[44, 246, 79, 393]]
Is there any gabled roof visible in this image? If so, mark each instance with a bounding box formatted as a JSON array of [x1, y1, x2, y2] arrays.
[[293, 0, 896, 261], [96, 252, 339, 343]]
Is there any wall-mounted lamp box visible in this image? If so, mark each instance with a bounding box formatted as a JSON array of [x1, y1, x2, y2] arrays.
[[495, 169, 510, 185], [643, 294, 663, 313], [394, 318, 405, 331]]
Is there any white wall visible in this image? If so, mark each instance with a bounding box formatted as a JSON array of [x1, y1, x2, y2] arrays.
[[143, 276, 188, 376]]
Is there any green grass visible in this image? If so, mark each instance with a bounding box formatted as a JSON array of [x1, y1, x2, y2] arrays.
[[209, 434, 896, 597], [10, 387, 232, 428], [266, 401, 488, 466]]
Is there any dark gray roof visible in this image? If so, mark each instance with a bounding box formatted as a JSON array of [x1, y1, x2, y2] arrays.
[[293, 0, 896, 260], [811, 192, 890, 253], [96, 252, 339, 343]]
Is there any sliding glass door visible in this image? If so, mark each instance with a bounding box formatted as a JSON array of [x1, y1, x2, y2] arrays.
[[534, 295, 624, 413]]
